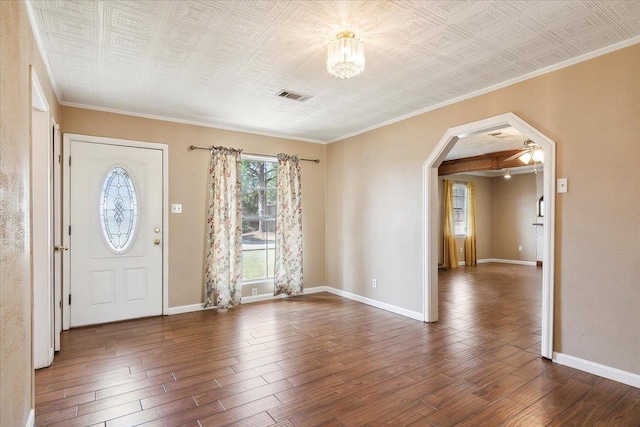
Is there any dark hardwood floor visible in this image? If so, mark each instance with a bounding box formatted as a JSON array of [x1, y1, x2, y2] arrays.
[[36, 263, 640, 426]]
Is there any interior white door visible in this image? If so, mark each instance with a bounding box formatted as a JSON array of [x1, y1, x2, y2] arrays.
[[70, 141, 163, 327]]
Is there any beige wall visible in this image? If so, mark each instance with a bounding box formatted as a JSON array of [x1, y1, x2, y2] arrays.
[[490, 173, 537, 261], [0, 1, 60, 425], [326, 44, 640, 374], [61, 107, 326, 306], [438, 174, 492, 264]]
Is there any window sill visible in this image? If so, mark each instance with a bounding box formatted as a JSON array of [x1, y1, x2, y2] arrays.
[[242, 278, 274, 286]]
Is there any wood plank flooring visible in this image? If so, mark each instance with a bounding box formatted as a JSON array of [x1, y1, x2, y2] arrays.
[[36, 264, 640, 426]]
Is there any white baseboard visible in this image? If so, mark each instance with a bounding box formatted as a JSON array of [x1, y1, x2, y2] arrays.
[[477, 258, 536, 266], [25, 409, 34, 427], [165, 286, 328, 314], [165, 286, 423, 322], [241, 293, 287, 304], [553, 352, 640, 389], [165, 303, 212, 315], [323, 286, 424, 321], [241, 286, 327, 304]]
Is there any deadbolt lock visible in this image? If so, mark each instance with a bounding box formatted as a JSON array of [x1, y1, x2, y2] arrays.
[[154, 227, 160, 233], [154, 239, 161, 245]]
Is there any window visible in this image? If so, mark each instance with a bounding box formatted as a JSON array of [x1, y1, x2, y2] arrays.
[[99, 167, 138, 253], [453, 182, 467, 236], [241, 157, 277, 281]]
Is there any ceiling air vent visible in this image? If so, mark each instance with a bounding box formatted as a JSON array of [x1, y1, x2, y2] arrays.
[[276, 90, 312, 103]]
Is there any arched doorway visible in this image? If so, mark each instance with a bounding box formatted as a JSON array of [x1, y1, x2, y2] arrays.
[[422, 112, 556, 359]]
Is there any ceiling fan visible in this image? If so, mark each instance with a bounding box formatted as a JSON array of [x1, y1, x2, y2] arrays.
[[505, 139, 544, 164]]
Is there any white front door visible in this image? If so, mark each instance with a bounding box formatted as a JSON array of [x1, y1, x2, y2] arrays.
[[70, 140, 163, 327]]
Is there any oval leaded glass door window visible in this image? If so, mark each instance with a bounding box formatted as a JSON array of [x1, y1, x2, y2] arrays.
[[99, 167, 139, 253]]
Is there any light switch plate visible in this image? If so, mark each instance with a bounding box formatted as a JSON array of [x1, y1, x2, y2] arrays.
[[557, 178, 568, 193], [171, 203, 182, 214]]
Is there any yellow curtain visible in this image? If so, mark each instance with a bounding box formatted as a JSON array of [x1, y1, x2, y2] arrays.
[[465, 182, 477, 266], [443, 180, 458, 269]]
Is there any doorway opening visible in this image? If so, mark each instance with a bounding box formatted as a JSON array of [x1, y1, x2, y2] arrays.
[[422, 113, 556, 359]]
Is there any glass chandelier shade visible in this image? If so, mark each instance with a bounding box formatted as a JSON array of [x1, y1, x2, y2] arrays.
[[519, 149, 544, 164], [519, 152, 532, 164], [532, 148, 544, 163], [327, 31, 365, 79]]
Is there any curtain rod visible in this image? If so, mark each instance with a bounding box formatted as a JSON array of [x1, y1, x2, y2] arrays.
[[188, 145, 320, 163]]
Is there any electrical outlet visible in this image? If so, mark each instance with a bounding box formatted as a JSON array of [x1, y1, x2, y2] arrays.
[[251, 288, 258, 296], [518, 245, 523, 251], [171, 203, 182, 214], [460, 247, 463, 253], [372, 279, 377, 288]]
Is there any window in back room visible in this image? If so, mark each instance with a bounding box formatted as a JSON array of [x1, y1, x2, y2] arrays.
[[453, 182, 467, 236]]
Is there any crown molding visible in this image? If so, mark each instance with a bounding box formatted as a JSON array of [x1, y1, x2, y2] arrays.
[[327, 35, 640, 144], [60, 102, 326, 145]]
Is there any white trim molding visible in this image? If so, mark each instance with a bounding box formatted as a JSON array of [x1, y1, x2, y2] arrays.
[[477, 258, 537, 266], [165, 286, 423, 322], [241, 293, 288, 305], [25, 409, 35, 427], [326, 35, 640, 144], [324, 287, 424, 321], [553, 352, 640, 389], [423, 112, 556, 360], [165, 303, 212, 315], [165, 287, 328, 314]]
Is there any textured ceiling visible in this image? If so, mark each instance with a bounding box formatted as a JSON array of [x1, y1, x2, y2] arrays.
[[28, 0, 640, 143], [445, 127, 544, 176], [446, 126, 525, 160]]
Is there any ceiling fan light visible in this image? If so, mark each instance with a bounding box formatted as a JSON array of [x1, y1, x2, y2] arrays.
[[519, 152, 532, 164], [327, 30, 365, 79], [532, 149, 544, 162]]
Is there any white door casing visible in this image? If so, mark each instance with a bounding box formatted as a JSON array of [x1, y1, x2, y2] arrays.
[[64, 135, 168, 328], [31, 67, 54, 369], [52, 119, 62, 352], [422, 112, 556, 359]]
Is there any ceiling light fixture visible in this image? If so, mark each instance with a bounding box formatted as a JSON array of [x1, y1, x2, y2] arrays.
[[519, 152, 533, 164], [505, 139, 544, 165], [532, 148, 544, 163], [327, 30, 365, 79], [504, 168, 511, 179]]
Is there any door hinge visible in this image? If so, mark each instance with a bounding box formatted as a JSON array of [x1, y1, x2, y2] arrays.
[[69, 156, 71, 166], [58, 155, 61, 164], [68, 294, 71, 306], [68, 225, 71, 235]]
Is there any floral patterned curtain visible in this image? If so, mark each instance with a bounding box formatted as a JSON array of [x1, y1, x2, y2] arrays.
[[204, 147, 243, 309], [274, 154, 303, 296]]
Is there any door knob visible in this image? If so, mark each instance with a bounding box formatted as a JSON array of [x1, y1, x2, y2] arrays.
[[54, 245, 69, 252], [154, 239, 161, 245]]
